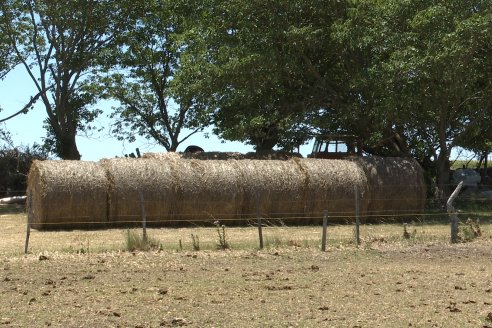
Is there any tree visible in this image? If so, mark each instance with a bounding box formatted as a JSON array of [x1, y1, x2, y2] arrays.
[[331, 0, 492, 195], [0, 0, 133, 159], [0, 23, 15, 80], [0, 3, 19, 126], [104, 0, 209, 152], [178, 0, 347, 151]]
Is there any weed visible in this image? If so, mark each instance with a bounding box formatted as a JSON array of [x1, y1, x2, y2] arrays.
[[125, 229, 161, 251], [287, 239, 301, 247], [214, 221, 230, 250], [264, 235, 283, 248], [403, 223, 417, 240], [403, 223, 410, 239], [458, 218, 482, 242], [63, 246, 88, 254], [191, 234, 200, 251], [64, 238, 91, 254], [284, 238, 312, 248]]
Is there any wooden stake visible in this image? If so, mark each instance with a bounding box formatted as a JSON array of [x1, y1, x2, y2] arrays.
[[321, 210, 328, 252], [256, 190, 263, 249], [139, 191, 147, 241], [24, 195, 32, 254], [447, 181, 463, 243], [355, 186, 360, 247]]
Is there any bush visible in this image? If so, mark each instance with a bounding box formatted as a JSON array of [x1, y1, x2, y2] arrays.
[[0, 143, 48, 197]]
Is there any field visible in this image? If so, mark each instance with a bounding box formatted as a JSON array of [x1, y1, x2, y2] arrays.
[[1, 212, 492, 327]]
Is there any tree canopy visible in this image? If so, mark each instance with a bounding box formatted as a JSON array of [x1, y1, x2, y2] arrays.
[[103, 0, 210, 152], [332, 0, 492, 191], [0, 0, 133, 159], [0, 0, 491, 196], [176, 0, 347, 151]]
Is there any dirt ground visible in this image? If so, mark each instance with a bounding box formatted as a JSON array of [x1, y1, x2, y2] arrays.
[[1, 214, 492, 327]]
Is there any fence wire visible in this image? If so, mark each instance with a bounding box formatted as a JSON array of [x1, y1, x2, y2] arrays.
[[1, 183, 491, 255], [0, 210, 490, 257]]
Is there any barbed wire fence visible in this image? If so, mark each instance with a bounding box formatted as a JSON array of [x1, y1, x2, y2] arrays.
[[1, 182, 491, 255]]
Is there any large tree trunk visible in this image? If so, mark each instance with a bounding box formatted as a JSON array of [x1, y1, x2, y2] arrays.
[[168, 135, 179, 152], [55, 130, 81, 160], [436, 149, 451, 199], [255, 138, 277, 152], [435, 116, 451, 199], [254, 124, 279, 152]]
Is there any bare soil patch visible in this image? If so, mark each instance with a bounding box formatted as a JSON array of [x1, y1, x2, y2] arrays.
[[1, 214, 492, 327]]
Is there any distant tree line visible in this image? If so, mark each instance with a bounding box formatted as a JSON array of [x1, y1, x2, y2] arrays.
[[0, 0, 491, 196]]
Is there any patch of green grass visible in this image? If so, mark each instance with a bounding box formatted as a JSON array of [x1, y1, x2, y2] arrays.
[[125, 229, 161, 251]]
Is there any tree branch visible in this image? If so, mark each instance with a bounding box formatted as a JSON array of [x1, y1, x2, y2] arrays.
[[0, 87, 52, 123]]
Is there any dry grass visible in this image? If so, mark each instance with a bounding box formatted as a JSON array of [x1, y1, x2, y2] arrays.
[[2, 213, 492, 327], [27, 160, 108, 229], [353, 157, 426, 218], [101, 157, 371, 225], [27, 157, 427, 229], [2, 214, 491, 255]]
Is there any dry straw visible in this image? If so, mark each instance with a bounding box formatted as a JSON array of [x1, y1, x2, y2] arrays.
[[352, 157, 426, 219], [27, 155, 426, 229], [297, 159, 369, 222], [27, 160, 109, 229], [143, 151, 302, 161], [142, 152, 182, 160], [101, 157, 243, 225]]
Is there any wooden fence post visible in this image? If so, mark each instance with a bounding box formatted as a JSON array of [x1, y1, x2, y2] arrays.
[[321, 210, 328, 252], [447, 181, 463, 244], [355, 186, 360, 247], [256, 190, 263, 249], [24, 195, 32, 254], [139, 191, 147, 242]]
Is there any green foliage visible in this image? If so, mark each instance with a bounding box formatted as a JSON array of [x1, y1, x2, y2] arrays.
[[330, 0, 492, 193], [103, 0, 211, 152], [451, 160, 480, 170], [0, 30, 15, 80], [178, 0, 346, 151], [1, 0, 491, 184], [0, 0, 135, 159]]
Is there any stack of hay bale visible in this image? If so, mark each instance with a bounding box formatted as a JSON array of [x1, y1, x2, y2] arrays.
[[27, 155, 425, 229]]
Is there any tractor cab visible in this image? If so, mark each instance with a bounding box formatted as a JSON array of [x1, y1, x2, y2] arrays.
[[308, 135, 361, 159]]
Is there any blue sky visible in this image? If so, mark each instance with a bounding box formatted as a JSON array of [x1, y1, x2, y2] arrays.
[[0, 66, 317, 160]]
